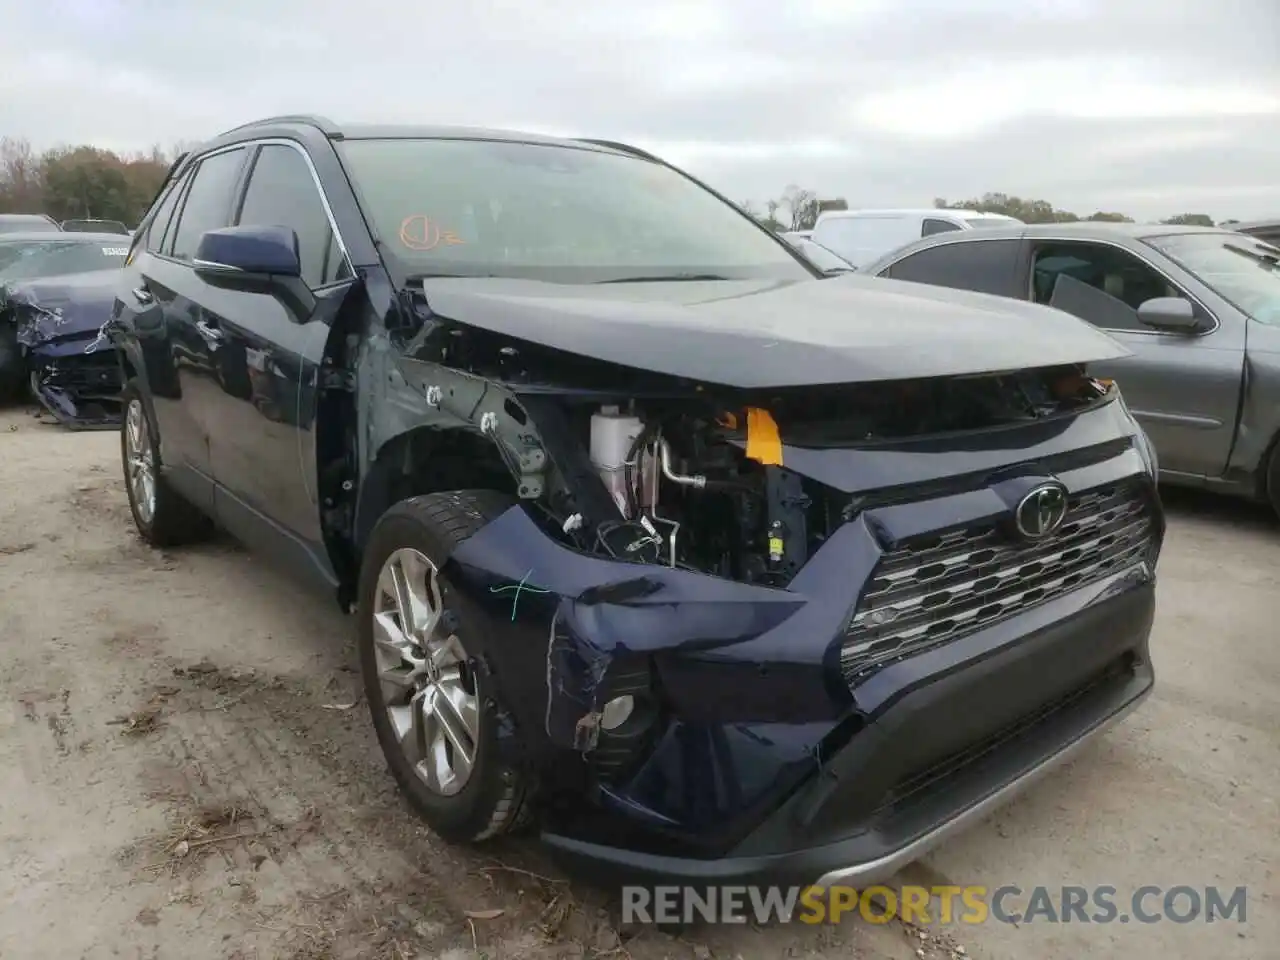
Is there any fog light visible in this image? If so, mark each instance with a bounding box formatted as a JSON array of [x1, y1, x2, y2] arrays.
[[600, 695, 635, 730]]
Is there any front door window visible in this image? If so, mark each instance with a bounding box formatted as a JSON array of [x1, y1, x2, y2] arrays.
[[1031, 242, 1188, 332]]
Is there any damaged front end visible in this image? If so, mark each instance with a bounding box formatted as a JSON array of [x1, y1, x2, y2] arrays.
[[375, 301, 1161, 877], [1, 271, 123, 428]]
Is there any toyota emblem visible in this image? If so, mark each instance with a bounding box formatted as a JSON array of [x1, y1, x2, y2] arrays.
[[1014, 482, 1069, 540]]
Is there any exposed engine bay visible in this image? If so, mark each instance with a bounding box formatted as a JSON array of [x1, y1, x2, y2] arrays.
[[544, 365, 1112, 586]]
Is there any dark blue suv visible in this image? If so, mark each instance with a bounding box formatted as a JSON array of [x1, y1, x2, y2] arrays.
[[109, 115, 1163, 888]]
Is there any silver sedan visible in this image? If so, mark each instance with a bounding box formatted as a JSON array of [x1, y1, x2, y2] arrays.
[[862, 222, 1280, 518]]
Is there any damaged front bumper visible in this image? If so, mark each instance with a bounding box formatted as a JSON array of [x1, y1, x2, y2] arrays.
[[27, 335, 124, 429], [3, 279, 122, 428], [445, 428, 1161, 887], [540, 581, 1153, 889]]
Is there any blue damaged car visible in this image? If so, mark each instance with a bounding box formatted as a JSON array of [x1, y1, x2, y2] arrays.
[[108, 116, 1164, 888], [0, 231, 129, 426]]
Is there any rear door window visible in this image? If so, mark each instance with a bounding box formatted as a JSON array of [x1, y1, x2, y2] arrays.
[[883, 238, 1024, 298], [168, 148, 248, 261]]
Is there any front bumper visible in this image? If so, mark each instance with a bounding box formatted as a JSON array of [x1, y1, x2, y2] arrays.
[[445, 398, 1161, 886], [28, 341, 123, 429], [539, 575, 1153, 887]]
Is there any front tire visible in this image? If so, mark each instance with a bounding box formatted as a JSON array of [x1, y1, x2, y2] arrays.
[[357, 490, 531, 843], [120, 380, 212, 547]]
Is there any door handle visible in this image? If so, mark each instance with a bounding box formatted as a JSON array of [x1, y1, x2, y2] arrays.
[[195, 319, 225, 345], [131, 286, 153, 305]]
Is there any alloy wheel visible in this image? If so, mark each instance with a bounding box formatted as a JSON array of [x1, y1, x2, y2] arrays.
[[124, 398, 156, 525], [372, 547, 480, 797]]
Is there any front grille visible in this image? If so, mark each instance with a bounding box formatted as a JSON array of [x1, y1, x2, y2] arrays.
[[841, 481, 1155, 686]]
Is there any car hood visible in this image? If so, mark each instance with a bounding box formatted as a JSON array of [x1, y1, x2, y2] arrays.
[[1, 269, 118, 350], [417, 274, 1130, 388]]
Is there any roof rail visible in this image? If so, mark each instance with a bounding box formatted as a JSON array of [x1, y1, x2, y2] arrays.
[[577, 138, 659, 161], [215, 114, 341, 138]]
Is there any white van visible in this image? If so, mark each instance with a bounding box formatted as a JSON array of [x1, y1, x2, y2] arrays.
[[811, 209, 1022, 268]]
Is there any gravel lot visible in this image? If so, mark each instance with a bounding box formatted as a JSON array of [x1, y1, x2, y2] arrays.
[[1, 403, 1276, 960]]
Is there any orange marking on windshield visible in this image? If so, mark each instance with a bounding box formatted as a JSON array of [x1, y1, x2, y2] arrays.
[[398, 215, 465, 251]]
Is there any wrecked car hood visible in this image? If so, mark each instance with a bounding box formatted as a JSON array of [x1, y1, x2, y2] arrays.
[[2, 269, 118, 350], [417, 274, 1130, 388]]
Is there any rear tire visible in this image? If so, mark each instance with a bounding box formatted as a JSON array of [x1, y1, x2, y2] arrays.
[[357, 490, 532, 843], [120, 380, 212, 547]]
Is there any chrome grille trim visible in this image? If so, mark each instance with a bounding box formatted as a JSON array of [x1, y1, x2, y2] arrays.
[[842, 482, 1155, 685]]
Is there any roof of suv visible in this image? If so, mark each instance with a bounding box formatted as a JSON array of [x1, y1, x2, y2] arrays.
[[198, 115, 645, 158]]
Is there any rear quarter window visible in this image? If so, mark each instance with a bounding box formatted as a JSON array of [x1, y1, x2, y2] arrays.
[[126, 168, 189, 263]]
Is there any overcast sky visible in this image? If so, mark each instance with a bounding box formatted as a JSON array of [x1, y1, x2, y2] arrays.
[[3, 0, 1277, 220]]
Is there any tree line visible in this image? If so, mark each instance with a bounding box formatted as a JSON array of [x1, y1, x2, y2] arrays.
[[0, 137, 189, 227], [741, 186, 1219, 232]]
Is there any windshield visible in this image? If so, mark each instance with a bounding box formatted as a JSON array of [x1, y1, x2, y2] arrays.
[[0, 240, 59, 271], [337, 138, 813, 284], [1144, 232, 1280, 325], [963, 217, 1017, 229], [0, 241, 128, 281]]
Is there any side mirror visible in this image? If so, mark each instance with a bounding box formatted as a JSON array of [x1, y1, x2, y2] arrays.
[[193, 225, 301, 279], [1137, 296, 1200, 332]]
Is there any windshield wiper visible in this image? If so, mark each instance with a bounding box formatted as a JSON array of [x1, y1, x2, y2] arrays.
[[594, 273, 731, 284], [1223, 242, 1279, 270]]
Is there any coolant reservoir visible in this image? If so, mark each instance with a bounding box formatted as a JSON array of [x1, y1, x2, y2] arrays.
[[590, 406, 645, 516]]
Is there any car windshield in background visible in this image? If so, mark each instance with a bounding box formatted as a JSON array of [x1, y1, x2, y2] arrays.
[[0, 240, 58, 271], [0, 215, 60, 234], [793, 237, 853, 272], [337, 138, 813, 284], [1144, 232, 1280, 326], [0, 240, 129, 281], [963, 217, 1014, 229], [60, 219, 130, 235]]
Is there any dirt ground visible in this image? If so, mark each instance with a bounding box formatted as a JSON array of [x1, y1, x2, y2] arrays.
[[1, 403, 1276, 960]]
